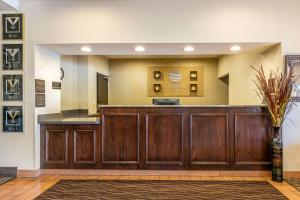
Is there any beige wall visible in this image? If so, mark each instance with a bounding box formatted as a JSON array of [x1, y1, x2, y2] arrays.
[[218, 44, 282, 105], [34, 46, 61, 169], [77, 56, 89, 110], [61, 55, 80, 110], [109, 58, 228, 105], [88, 56, 109, 114], [61, 55, 108, 113]]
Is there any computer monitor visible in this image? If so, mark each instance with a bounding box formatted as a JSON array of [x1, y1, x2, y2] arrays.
[[152, 98, 180, 105]]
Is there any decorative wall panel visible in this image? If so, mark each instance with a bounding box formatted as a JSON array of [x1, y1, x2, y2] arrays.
[[3, 106, 23, 132], [147, 66, 204, 97], [2, 44, 23, 70], [2, 14, 23, 40], [3, 75, 23, 101]]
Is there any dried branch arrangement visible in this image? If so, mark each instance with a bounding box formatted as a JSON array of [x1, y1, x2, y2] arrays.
[[252, 65, 296, 127]]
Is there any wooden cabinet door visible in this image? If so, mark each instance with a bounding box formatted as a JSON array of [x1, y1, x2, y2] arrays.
[[101, 113, 140, 169], [190, 113, 230, 169], [234, 113, 272, 170], [41, 125, 72, 169], [145, 113, 184, 169], [73, 125, 100, 169]]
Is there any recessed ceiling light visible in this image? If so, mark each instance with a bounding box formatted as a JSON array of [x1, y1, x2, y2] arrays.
[[184, 46, 194, 52], [81, 46, 92, 52], [230, 45, 241, 52], [134, 46, 145, 52]]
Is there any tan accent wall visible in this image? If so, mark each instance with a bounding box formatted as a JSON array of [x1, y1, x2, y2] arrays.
[[218, 44, 282, 105], [108, 58, 229, 105]]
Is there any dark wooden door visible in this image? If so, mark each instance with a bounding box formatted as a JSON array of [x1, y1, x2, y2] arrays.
[[97, 73, 108, 105]]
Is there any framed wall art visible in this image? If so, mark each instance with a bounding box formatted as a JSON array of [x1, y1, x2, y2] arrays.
[[3, 75, 23, 101], [35, 79, 45, 93], [2, 13, 23, 40], [35, 79, 45, 107], [52, 82, 61, 89], [286, 55, 300, 102], [3, 106, 23, 132], [2, 44, 23, 70], [148, 66, 204, 97], [35, 94, 45, 107]]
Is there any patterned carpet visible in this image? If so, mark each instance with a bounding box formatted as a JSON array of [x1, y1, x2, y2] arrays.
[[0, 177, 13, 185], [286, 179, 300, 192], [36, 180, 287, 200]]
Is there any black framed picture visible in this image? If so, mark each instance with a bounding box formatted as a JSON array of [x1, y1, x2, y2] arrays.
[[2, 44, 23, 70], [3, 106, 23, 132], [3, 75, 23, 101], [2, 13, 23, 40]]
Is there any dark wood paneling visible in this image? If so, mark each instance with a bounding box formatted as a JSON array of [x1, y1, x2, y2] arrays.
[[41, 124, 99, 169], [102, 113, 140, 166], [146, 113, 184, 166], [45, 130, 69, 165], [40, 106, 272, 171], [234, 113, 272, 166], [190, 113, 229, 166], [74, 130, 96, 165]]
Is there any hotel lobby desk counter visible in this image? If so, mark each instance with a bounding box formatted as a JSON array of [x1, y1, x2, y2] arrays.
[[38, 110, 101, 169], [38, 110, 100, 125], [39, 105, 273, 171]]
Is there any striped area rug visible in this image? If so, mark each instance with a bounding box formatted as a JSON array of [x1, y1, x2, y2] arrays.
[[36, 180, 287, 200], [0, 177, 13, 185]]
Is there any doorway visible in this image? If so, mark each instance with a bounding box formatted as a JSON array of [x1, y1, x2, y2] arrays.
[[97, 73, 108, 105]]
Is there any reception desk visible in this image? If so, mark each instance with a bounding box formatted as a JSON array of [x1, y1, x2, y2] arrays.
[[39, 105, 272, 170]]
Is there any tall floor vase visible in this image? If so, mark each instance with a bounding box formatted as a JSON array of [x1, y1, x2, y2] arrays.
[[272, 127, 283, 182]]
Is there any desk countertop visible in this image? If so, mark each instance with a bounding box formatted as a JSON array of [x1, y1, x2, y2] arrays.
[[38, 110, 100, 125]]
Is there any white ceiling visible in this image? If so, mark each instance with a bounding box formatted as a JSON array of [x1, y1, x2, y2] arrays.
[[0, 0, 16, 10], [40, 43, 276, 58]]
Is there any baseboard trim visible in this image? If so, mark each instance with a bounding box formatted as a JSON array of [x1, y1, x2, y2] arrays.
[[40, 169, 271, 177], [284, 171, 300, 179], [17, 169, 41, 177], [15, 169, 300, 178]]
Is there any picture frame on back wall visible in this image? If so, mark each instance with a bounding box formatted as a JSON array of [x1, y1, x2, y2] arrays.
[[2, 13, 23, 40], [286, 55, 300, 102], [3, 106, 23, 133], [2, 44, 23, 70], [2, 75, 23, 101]]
